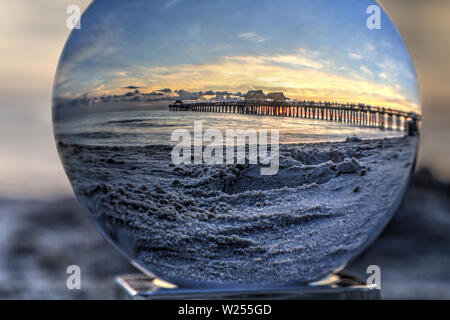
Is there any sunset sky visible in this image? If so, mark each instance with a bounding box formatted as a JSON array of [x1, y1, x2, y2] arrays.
[[55, 0, 421, 113], [3, 0, 450, 198]]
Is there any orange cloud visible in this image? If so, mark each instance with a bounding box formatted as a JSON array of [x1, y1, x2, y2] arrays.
[[98, 52, 420, 113]]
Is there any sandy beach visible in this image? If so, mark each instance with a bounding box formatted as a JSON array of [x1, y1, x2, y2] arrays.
[[2, 166, 449, 299], [55, 135, 417, 287]]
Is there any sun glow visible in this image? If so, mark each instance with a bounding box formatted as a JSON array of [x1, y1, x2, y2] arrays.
[[89, 52, 420, 113]]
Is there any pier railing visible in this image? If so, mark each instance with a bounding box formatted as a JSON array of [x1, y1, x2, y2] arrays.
[[169, 100, 421, 131]]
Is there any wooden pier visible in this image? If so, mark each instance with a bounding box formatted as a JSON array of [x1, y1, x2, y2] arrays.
[[169, 100, 421, 132]]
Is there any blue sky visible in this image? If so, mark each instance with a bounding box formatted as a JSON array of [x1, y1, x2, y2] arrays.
[[54, 0, 421, 113]]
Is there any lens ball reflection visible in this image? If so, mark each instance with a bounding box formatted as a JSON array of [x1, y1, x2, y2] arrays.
[[53, 0, 421, 287]]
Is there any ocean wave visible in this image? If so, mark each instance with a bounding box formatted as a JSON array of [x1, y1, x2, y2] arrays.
[[56, 131, 139, 140], [105, 119, 181, 128]]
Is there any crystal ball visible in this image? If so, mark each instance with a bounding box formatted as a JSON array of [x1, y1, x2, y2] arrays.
[[53, 0, 421, 288]]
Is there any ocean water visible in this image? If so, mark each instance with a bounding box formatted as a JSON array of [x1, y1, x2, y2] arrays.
[[54, 110, 404, 147]]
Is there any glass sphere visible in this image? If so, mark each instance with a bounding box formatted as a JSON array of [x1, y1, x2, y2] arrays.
[[53, 0, 421, 288]]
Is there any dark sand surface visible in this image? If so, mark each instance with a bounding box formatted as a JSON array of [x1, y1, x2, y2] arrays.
[[0, 169, 448, 299], [53, 136, 416, 286]]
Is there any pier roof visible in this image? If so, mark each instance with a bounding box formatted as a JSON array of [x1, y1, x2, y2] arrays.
[[267, 92, 287, 102], [245, 90, 266, 101]]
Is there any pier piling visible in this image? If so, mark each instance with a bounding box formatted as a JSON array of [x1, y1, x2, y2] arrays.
[[169, 100, 421, 131]]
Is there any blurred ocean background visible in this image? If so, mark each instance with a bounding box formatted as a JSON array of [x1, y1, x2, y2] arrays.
[[0, 0, 449, 299]]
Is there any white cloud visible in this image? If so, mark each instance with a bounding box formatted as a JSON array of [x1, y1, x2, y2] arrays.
[[360, 65, 374, 76], [266, 55, 322, 69], [366, 43, 376, 51], [348, 52, 363, 60], [238, 32, 267, 43], [227, 49, 322, 70], [165, 0, 182, 9]]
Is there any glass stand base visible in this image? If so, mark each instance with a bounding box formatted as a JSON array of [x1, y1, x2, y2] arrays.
[[115, 272, 380, 300]]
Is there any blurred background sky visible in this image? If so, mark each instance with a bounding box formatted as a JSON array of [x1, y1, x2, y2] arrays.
[[0, 0, 449, 199]]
